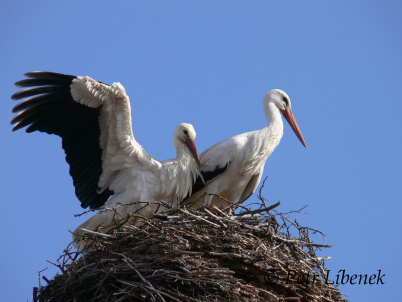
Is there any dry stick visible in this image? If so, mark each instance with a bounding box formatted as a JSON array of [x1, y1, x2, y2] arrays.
[[169, 274, 259, 300], [189, 192, 235, 213], [93, 269, 113, 298], [61, 248, 78, 264], [272, 208, 330, 277], [274, 205, 310, 217], [46, 259, 65, 274], [172, 251, 205, 256], [203, 208, 228, 228], [257, 176, 270, 202], [35, 267, 47, 302], [209, 209, 264, 234], [211, 205, 229, 217], [74, 208, 97, 217], [37, 267, 48, 288], [113, 251, 167, 302], [133, 269, 167, 302], [179, 208, 221, 228], [77, 228, 117, 238], [273, 236, 332, 248], [159, 287, 203, 302], [272, 213, 331, 279], [117, 280, 171, 302], [152, 214, 181, 220], [294, 243, 330, 278], [232, 201, 281, 216]]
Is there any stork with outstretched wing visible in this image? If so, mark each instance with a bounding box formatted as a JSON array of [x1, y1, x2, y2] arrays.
[[11, 71, 203, 248]]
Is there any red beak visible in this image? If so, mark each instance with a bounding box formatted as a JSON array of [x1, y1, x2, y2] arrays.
[[281, 107, 307, 148], [185, 139, 202, 168]]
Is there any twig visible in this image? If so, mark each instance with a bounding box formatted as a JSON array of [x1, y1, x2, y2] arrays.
[[257, 176, 269, 202], [74, 208, 97, 217], [232, 201, 281, 216], [77, 228, 117, 238], [46, 260, 65, 273], [37, 267, 47, 289], [273, 236, 332, 248], [203, 208, 228, 227], [179, 208, 221, 228]]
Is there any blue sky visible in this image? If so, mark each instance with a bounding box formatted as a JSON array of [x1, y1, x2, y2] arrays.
[[1, 1, 401, 301]]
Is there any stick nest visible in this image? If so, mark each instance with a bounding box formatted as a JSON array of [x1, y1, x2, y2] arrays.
[[34, 198, 347, 302]]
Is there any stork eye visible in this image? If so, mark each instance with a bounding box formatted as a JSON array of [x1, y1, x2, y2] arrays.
[[283, 97, 290, 107], [183, 130, 188, 136]]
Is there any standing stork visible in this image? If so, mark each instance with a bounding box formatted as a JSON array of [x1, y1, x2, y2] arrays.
[[11, 71, 203, 249], [183, 89, 307, 213]]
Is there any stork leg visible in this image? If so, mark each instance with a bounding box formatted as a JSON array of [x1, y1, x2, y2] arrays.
[[204, 194, 213, 207]]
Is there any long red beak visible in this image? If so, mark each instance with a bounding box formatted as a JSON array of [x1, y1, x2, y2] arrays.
[[185, 139, 202, 168], [281, 108, 307, 148]]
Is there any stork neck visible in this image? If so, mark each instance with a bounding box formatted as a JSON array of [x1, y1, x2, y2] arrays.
[[175, 141, 190, 159], [254, 101, 284, 156], [264, 102, 284, 133], [166, 142, 200, 200], [174, 141, 199, 171]]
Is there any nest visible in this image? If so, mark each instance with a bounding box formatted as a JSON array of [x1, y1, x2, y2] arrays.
[[34, 196, 347, 302]]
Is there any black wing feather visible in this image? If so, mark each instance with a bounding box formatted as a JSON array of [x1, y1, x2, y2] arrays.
[[11, 71, 113, 209], [186, 163, 229, 199]]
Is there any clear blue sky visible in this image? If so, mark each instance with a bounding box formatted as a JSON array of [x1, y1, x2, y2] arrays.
[[1, 1, 400, 301]]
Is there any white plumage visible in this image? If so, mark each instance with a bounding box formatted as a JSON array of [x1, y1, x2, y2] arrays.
[[11, 72, 202, 249], [183, 89, 307, 213]]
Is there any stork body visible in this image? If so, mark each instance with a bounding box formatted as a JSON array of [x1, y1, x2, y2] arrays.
[[11, 72, 202, 248], [183, 89, 306, 212]]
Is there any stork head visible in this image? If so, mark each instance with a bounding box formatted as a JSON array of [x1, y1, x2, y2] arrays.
[[174, 123, 202, 168], [264, 89, 307, 148]]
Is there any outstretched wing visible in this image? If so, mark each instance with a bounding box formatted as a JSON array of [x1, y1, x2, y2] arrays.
[[11, 71, 158, 209]]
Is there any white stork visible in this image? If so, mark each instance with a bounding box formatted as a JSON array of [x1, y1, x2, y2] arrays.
[[11, 71, 203, 248], [183, 89, 307, 213]]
